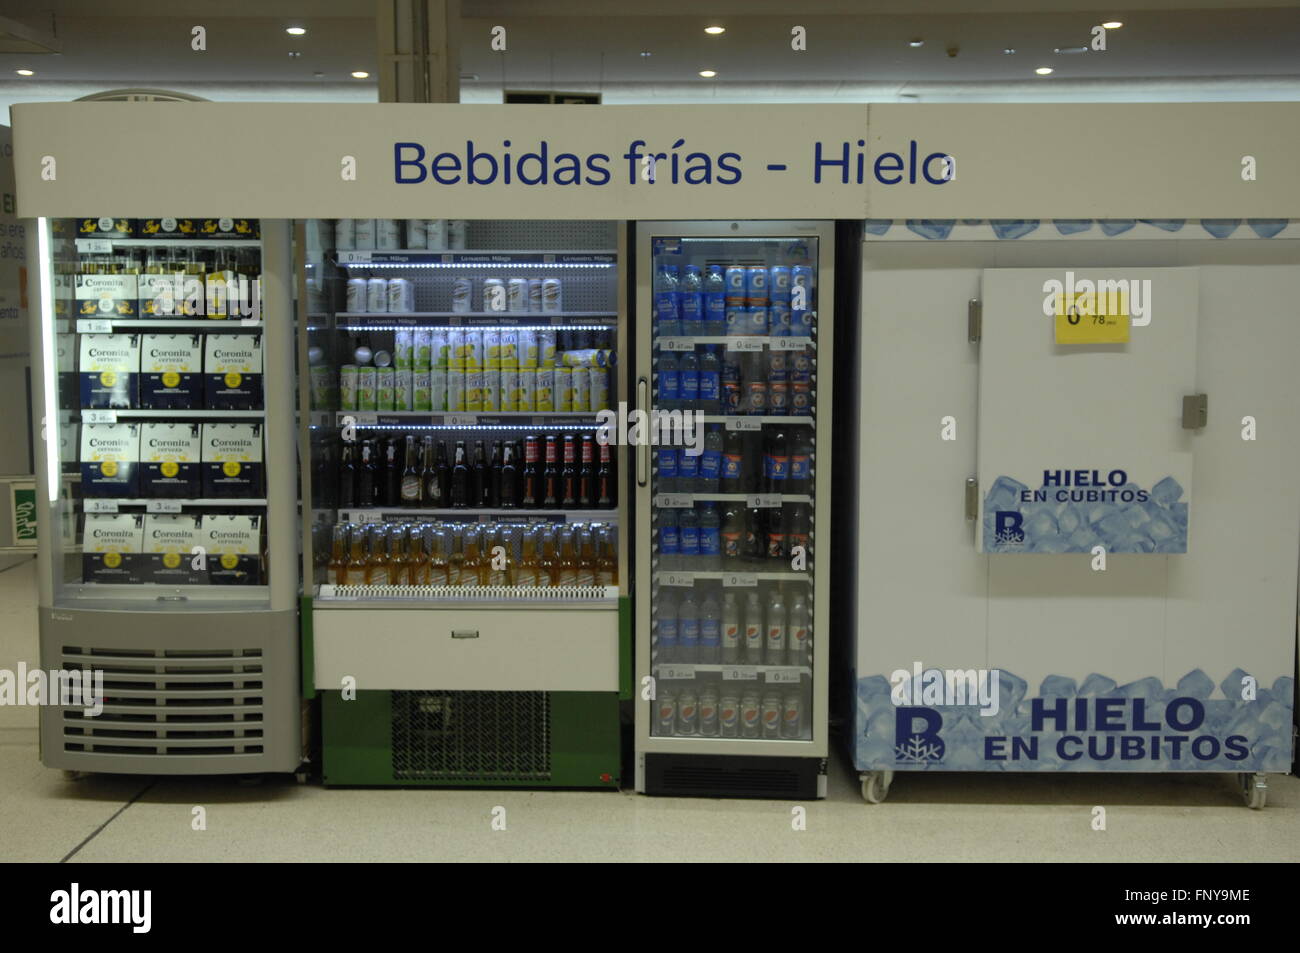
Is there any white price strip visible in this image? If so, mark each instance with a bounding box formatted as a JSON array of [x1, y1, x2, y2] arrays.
[[765, 667, 802, 685], [746, 494, 782, 509], [721, 666, 759, 681], [85, 500, 119, 514], [725, 417, 761, 432], [345, 413, 378, 426], [722, 572, 758, 588], [656, 493, 693, 508], [82, 410, 118, 424], [659, 665, 696, 680], [770, 337, 813, 352], [659, 337, 695, 352], [727, 337, 764, 353], [444, 413, 478, 426], [146, 500, 183, 514], [76, 319, 115, 334], [338, 251, 372, 263], [659, 572, 695, 587], [76, 239, 114, 254]]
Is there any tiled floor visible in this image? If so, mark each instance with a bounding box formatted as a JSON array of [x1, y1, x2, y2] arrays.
[[2, 558, 1297, 863]]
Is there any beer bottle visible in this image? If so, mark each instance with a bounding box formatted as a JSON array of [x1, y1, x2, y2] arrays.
[[400, 436, 422, 507], [457, 525, 484, 587], [388, 525, 410, 584], [427, 525, 450, 586], [597, 439, 615, 508], [357, 440, 377, 508], [420, 437, 442, 508], [515, 525, 542, 587], [450, 440, 470, 508], [364, 525, 390, 586], [435, 440, 451, 504], [339, 442, 357, 508], [408, 524, 431, 586], [560, 435, 578, 509], [537, 525, 557, 586], [555, 526, 579, 587], [384, 435, 403, 506], [576, 527, 598, 586], [328, 523, 349, 585], [542, 435, 560, 507], [499, 440, 518, 509], [599, 525, 618, 587], [487, 440, 503, 508], [470, 440, 488, 507], [346, 522, 368, 581], [578, 434, 596, 508], [521, 436, 541, 507], [485, 526, 512, 586]]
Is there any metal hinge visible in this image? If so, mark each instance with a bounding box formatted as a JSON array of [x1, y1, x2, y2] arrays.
[[1182, 394, 1208, 430], [968, 299, 981, 342], [964, 477, 978, 520]]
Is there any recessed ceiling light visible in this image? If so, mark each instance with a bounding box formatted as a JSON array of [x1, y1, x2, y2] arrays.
[[1002, 48, 1016, 54], [286, 27, 306, 36], [1035, 67, 1054, 75], [1054, 46, 1088, 54], [908, 39, 924, 48], [351, 71, 370, 79], [15, 68, 34, 76], [704, 26, 725, 35], [1102, 21, 1123, 29], [640, 51, 652, 57], [698, 69, 717, 78], [288, 51, 301, 58]]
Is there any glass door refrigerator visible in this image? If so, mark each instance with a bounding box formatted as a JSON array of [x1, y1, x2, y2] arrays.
[[634, 221, 832, 799], [29, 216, 302, 775], [299, 218, 627, 787]]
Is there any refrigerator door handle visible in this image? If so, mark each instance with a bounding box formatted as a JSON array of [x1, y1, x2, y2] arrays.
[[637, 376, 650, 486]]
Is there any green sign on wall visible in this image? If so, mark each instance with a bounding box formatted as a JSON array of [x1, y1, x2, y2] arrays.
[[11, 484, 35, 544]]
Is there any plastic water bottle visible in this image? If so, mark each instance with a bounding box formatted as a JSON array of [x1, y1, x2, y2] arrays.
[[698, 503, 721, 569], [659, 508, 679, 569], [765, 586, 787, 666], [657, 442, 678, 493], [679, 349, 700, 408], [655, 264, 681, 337], [705, 265, 727, 335], [698, 346, 721, 414], [678, 506, 699, 565], [744, 591, 764, 664], [657, 349, 680, 411], [680, 264, 704, 335], [699, 591, 721, 663], [721, 592, 741, 664], [678, 592, 700, 663], [658, 591, 679, 663], [788, 592, 810, 665], [677, 445, 700, 493], [699, 425, 723, 493]]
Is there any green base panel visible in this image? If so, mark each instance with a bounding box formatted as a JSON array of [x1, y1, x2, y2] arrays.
[[321, 689, 621, 788]]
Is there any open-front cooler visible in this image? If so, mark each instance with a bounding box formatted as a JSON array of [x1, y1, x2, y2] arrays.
[[300, 219, 627, 787], [30, 216, 302, 774], [634, 221, 832, 799]]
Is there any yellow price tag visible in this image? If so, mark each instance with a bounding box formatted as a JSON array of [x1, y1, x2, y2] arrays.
[[1054, 291, 1130, 344]]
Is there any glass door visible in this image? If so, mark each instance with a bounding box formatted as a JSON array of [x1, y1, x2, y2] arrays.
[[642, 226, 823, 747]]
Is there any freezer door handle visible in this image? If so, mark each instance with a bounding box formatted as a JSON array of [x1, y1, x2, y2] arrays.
[[637, 376, 650, 486]]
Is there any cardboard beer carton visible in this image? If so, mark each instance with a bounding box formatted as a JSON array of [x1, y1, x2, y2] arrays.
[[83, 512, 144, 584], [140, 422, 202, 498], [80, 422, 140, 498]]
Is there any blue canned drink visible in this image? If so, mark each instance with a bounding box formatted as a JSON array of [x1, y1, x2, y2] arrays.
[[790, 347, 812, 383], [768, 381, 789, 415], [766, 350, 787, 383], [746, 307, 768, 335], [724, 266, 747, 307], [769, 302, 793, 337], [725, 307, 747, 336], [745, 266, 769, 306], [793, 307, 814, 335], [769, 265, 792, 297], [791, 265, 814, 310], [791, 381, 812, 415]]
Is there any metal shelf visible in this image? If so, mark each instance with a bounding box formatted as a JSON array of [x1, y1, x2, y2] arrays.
[[83, 409, 265, 419], [75, 238, 261, 251], [331, 411, 606, 428], [70, 319, 263, 331], [654, 570, 811, 583], [339, 507, 615, 521], [82, 498, 267, 509], [335, 250, 616, 266]]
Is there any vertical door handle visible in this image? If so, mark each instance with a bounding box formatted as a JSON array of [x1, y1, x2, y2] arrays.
[[637, 376, 649, 486]]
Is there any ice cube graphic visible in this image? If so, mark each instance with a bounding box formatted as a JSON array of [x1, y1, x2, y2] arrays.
[[1176, 669, 1215, 700], [1025, 510, 1058, 539], [1139, 219, 1187, 232], [1031, 534, 1072, 553], [1053, 219, 1093, 235], [1068, 527, 1101, 550], [1145, 512, 1176, 542], [863, 219, 892, 236], [1098, 219, 1136, 236], [1170, 502, 1188, 528], [1057, 506, 1082, 535], [1123, 504, 1152, 531], [1040, 675, 1077, 697], [858, 675, 893, 703], [1247, 219, 1288, 239], [960, 219, 984, 225], [1151, 476, 1183, 505], [1097, 512, 1132, 542], [990, 220, 1040, 240], [997, 669, 1028, 714], [1271, 676, 1294, 703], [1200, 219, 1241, 238], [1086, 502, 1119, 526], [1218, 668, 1253, 701], [905, 219, 956, 240], [986, 474, 1027, 512], [1079, 673, 1117, 696], [1118, 677, 1163, 701]]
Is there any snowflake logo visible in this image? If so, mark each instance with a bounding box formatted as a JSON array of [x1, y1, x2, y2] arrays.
[[894, 734, 945, 764], [995, 527, 1024, 546]]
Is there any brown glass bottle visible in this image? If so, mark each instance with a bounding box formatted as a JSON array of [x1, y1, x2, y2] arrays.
[[542, 435, 560, 507], [521, 436, 541, 507]]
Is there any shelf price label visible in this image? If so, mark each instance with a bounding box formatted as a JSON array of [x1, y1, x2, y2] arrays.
[[76, 319, 114, 334], [82, 410, 118, 424], [342, 412, 377, 426], [85, 500, 119, 514], [722, 572, 758, 588], [659, 572, 694, 587], [658, 665, 696, 680], [444, 413, 478, 427], [746, 494, 782, 509], [721, 666, 759, 681], [727, 337, 764, 353], [338, 251, 372, 264], [770, 337, 813, 352], [725, 417, 761, 432], [765, 667, 802, 685], [656, 493, 693, 508], [146, 500, 183, 514], [75, 239, 113, 254], [658, 337, 695, 352]]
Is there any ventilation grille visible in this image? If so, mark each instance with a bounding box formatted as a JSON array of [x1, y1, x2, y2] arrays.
[[645, 754, 821, 799], [58, 645, 266, 757], [321, 584, 614, 603], [391, 691, 551, 782]]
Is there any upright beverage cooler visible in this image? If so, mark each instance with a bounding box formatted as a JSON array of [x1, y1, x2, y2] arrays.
[[28, 216, 303, 774], [634, 221, 832, 798], [300, 218, 627, 787]]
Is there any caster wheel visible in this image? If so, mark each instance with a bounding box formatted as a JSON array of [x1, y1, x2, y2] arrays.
[[62, 769, 87, 782], [861, 771, 892, 804], [294, 771, 309, 785], [1239, 773, 1267, 810]]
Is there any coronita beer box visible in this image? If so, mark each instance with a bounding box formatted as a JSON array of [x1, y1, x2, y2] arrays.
[[200, 514, 262, 585], [75, 271, 138, 318], [201, 423, 263, 498], [76, 217, 133, 239], [143, 514, 203, 585], [80, 423, 140, 497], [134, 217, 197, 240], [56, 331, 78, 409], [197, 218, 259, 240], [204, 334, 262, 409], [83, 512, 144, 584], [141, 423, 202, 498], [138, 270, 189, 318], [139, 334, 202, 409], [79, 334, 139, 408]]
